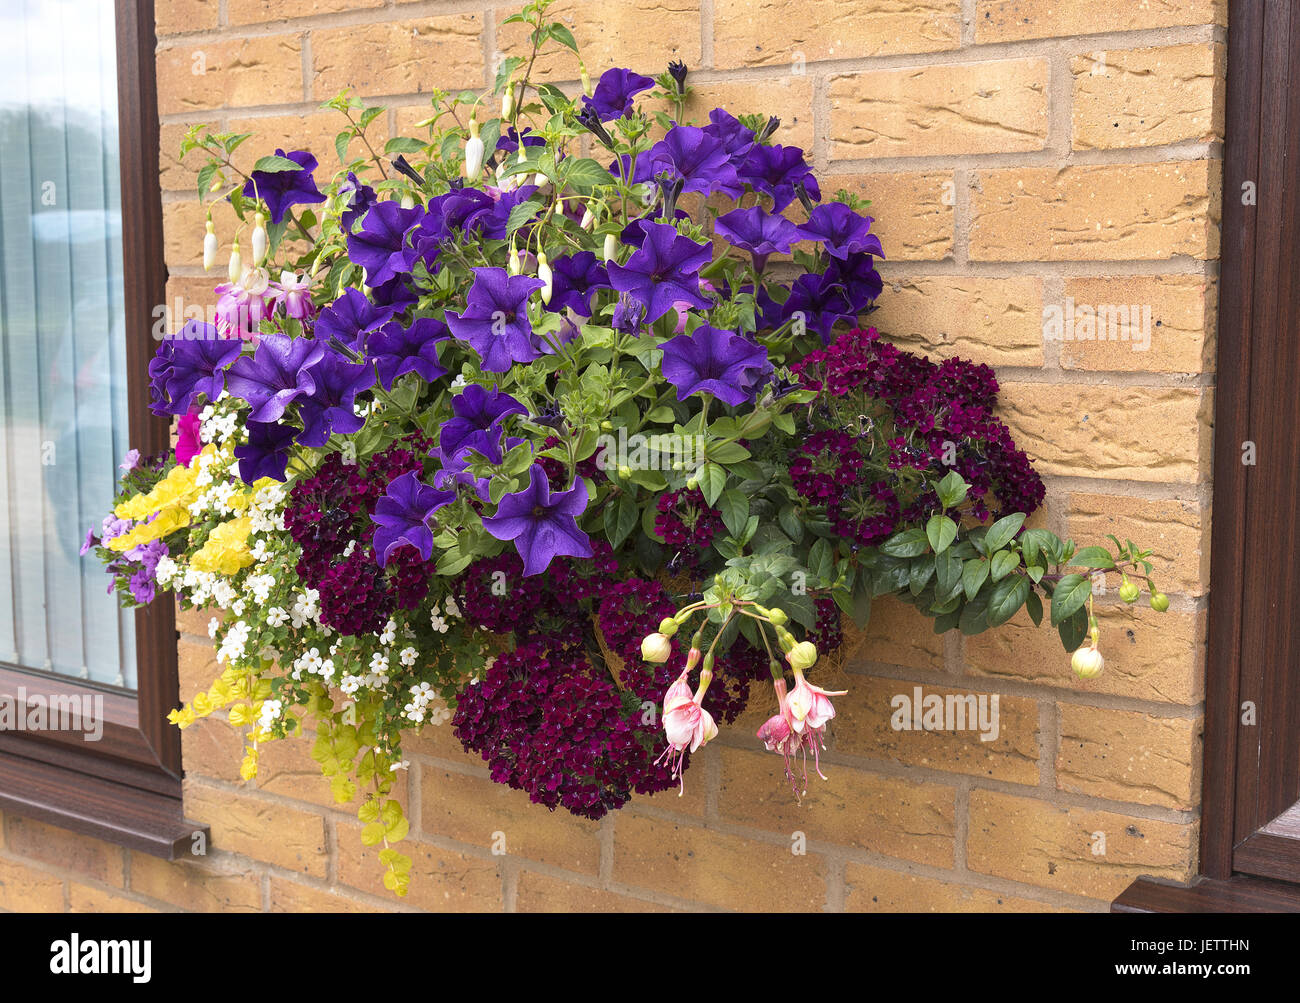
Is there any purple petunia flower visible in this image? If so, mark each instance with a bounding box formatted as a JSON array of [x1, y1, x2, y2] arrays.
[[714, 205, 809, 272], [825, 251, 884, 311], [739, 144, 821, 213], [365, 317, 450, 390], [241, 149, 325, 224], [438, 383, 526, 463], [703, 108, 756, 168], [339, 171, 377, 232], [497, 126, 546, 154], [779, 271, 860, 343], [371, 470, 455, 566], [313, 287, 401, 353], [234, 420, 298, 483], [224, 334, 325, 423], [347, 201, 422, 287], [147, 320, 243, 416], [119, 449, 141, 472], [607, 222, 713, 325], [583, 67, 655, 121], [799, 203, 884, 261], [660, 324, 771, 407], [482, 464, 593, 576], [634, 125, 742, 198], [296, 350, 376, 447], [79, 527, 98, 556], [544, 251, 610, 317], [444, 267, 546, 372]]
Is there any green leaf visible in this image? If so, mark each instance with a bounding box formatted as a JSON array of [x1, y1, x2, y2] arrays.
[[384, 136, 425, 155], [935, 548, 962, 595], [604, 493, 638, 549], [881, 528, 930, 559], [958, 597, 989, 635], [1071, 545, 1116, 570], [706, 441, 750, 465], [987, 575, 1030, 628], [936, 470, 968, 509], [962, 558, 989, 601], [1026, 589, 1044, 627], [1058, 606, 1088, 651], [808, 538, 834, 584], [908, 557, 935, 596], [697, 462, 726, 507], [196, 162, 218, 198], [252, 154, 306, 173], [984, 513, 1026, 554], [926, 514, 958, 555], [506, 199, 542, 237], [718, 489, 750, 539], [1049, 573, 1092, 626], [549, 23, 579, 51], [777, 504, 804, 544], [851, 585, 872, 629], [334, 130, 353, 165], [990, 549, 1020, 582], [562, 157, 616, 191]]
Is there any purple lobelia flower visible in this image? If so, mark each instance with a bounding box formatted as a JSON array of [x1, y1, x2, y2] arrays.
[[583, 67, 655, 121], [313, 287, 401, 353], [482, 464, 593, 576], [660, 324, 771, 407], [339, 171, 377, 232], [347, 201, 422, 287], [371, 470, 456, 566], [634, 126, 742, 198], [234, 420, 298, 483], [438, 383, 526, 463], [224, 334, 325, 423], [544, 251, 610, 317], [366, 317, 450, 390], [738, 144, 821, 213], [241, 149, 325, 224], [713, 205, 809, 273], [607, 222, 713, 324], [799, 203, 884, 260], [147, 320, 243, 416], [296, 350, 376, 447], [445, 267, 546, 372]]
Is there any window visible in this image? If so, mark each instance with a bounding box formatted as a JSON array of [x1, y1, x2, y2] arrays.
[[0, 0, 206, 859]]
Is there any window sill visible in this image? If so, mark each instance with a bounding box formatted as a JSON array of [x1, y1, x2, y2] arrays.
[[0, 750, 208, 860], [1113, 875, 1300, 913]]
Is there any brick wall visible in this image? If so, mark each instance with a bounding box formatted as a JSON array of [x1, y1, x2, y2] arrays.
[[0, 0, 1223, 912]]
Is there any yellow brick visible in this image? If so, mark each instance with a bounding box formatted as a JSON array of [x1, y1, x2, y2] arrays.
[[156, 36, 305, 116], [975, 0, 1225, 43], [613, 813, 829, 910], [830, 60, 1048, 161], [175, 603, 219, 638], [177, 633, 221, 698], [402, 719, 485, 769], [714, 0, 961, 68], [226, 111, 389, 178], [1063, 492, 1209, 596], [69, 884, 160, 913], [4, 816, 125, 887], [128, 853, 263, 911], [841, 594, 944, 672], [269, 877, 386, 913], [967, 789, 1195, 900], [822, 172, 953, 261], [844, 862, 1062, 912], [228, 0, 383, 25], [181, 716, 247, 784], [1073, 44, 1224, 151], [164, 197, 241, 272], [493, 1, 701, 83], [516, 871, 672, 912], [184, 784, 328, 878], [970, 161, 1220, 261], [964, 604, 1205, 705], [680, 77, 814, 153], [0, 857, 64, 911], [336, 820, 504, 911], [420, 769, 601, 875], [311, 17, 484, 100], [160, 122, 203, 193], [1057, 275, 1216, 374], [1057, 705, 1202, 810], [717, 748, 956, 867], [833, 678, 1040, 785], [874, 276, 1044, 367], [997, 382, 1210, 483], [156, 0, 220, 37]]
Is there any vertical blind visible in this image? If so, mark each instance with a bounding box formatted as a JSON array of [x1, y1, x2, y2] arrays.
[[0, 0, 136, 689]]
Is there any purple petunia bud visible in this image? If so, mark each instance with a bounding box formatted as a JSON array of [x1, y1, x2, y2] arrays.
[[668, 60, 688, 94]]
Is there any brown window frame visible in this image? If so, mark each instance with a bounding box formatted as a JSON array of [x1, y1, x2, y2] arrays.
[[0, 0, 207, 860]]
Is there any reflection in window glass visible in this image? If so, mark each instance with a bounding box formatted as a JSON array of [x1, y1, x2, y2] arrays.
[[0, 0, 136, 689]]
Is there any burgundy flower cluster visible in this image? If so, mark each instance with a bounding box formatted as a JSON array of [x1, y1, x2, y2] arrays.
[[654, 487, 725, 563], [283, 436, 436, 635], [791, 327, 1045, 525]]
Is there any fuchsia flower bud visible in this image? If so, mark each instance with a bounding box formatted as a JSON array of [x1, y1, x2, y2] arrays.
[[640, 632, 672, 663]]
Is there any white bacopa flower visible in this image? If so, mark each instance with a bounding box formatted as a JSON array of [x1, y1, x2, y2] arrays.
[[208, 616, 220, 638], [266, 606, 288, 628], [399, 646, 418, 667], [379, 619, 397, 646], [444, 595, 462, 619], [430, 612, 448, 634]]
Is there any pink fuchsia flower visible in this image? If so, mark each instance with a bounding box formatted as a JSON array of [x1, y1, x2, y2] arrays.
[[175, 410, 202, 467], [215, 266, 275, 339], [785, 669, 846, 734], [273, 270, 315, 321], [757, 674, 846, 799], [655, 667, 718, 794]]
